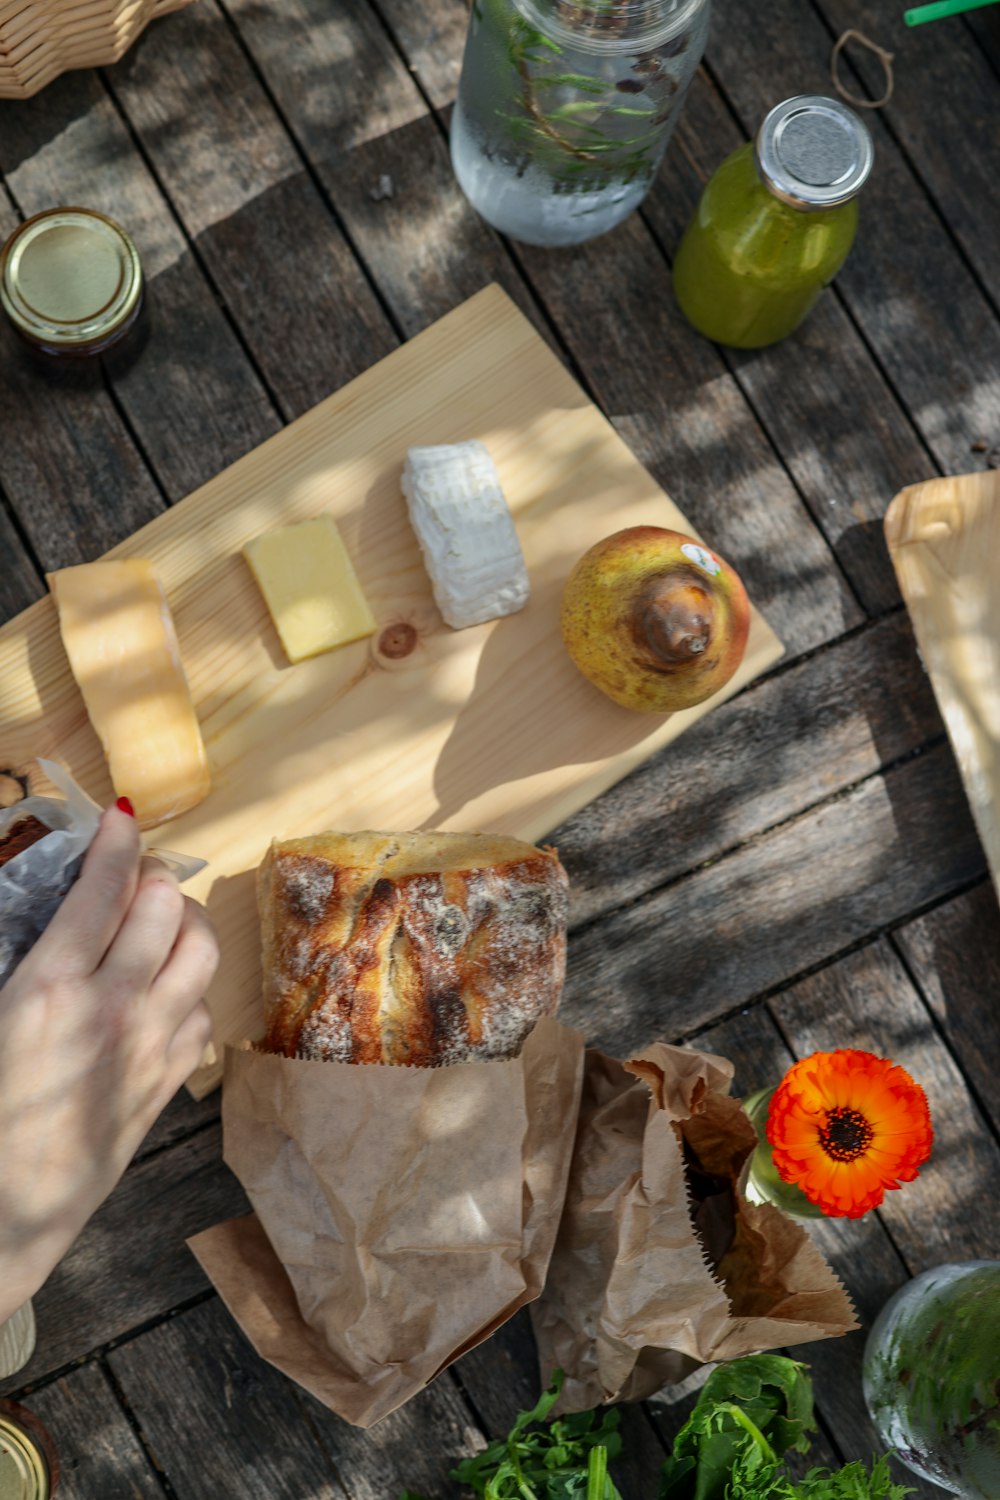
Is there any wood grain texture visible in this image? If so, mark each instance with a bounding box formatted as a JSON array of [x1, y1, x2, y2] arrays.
[[643, 70, 934, 618], [511, 211, 863, 655], [222, 0, 547, 341], [816, 0, 1000, 315], [894, 882, 1000, 1140], [705, 0, 1000, 479], [0, 1126, 247, 1394], [0, 68, 281, 505], [376, 0, 933, 619], [108, 1299, 351, 1499], [0, 285, 781, 1096], [769, 939, 1000, 1268], [561, 742, 985, 1053], [886, 471, 1000, 899], [553, 611, 944, 929], [0, 185, 165, 575], [693, 1004, 940, 1497], [134, 1084, 221, 1162], [0, 501, 42, 621], [106, 0, 400, 419], [110, 1295, 487, 1500], [373, 0, 467, 108], [230, 0, 862, 657], [27, 1362, 167, 1499]]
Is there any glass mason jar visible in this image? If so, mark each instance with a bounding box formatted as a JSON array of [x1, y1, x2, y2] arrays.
[[673, 95, 873, 347], [742, 1087, 825, 1219], [450, 0, 711, 247], [863, 1262, 1000, 1499]]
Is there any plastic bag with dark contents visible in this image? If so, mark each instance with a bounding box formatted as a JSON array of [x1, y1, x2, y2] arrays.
[[0, 759, 206, 988]]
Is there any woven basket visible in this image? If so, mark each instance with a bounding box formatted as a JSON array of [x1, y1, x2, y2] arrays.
[[0, 0, 194, 100]]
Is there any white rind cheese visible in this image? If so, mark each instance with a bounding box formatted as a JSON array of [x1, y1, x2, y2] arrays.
[[401, 441, 530, 630]]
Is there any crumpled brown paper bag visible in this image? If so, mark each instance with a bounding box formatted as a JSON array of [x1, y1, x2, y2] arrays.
[[188, 1015, 584, 1428], [530, 1042, 857, 1413]]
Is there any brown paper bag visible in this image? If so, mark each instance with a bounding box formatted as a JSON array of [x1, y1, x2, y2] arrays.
[[530, 1042, 857, 1413], [189, 1015, 584, 1427]]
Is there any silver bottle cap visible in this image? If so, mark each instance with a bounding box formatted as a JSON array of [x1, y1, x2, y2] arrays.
[[754, 95, 874, 210]]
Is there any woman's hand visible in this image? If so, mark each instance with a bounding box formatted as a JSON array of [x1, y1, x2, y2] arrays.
[[0, 803, 217, 1324]]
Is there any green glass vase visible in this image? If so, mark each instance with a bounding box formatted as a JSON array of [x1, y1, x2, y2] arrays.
[[743, 1087, 825, 1220]]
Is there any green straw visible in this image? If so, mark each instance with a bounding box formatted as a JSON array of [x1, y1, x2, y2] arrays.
[[905, 0, 999, 24]]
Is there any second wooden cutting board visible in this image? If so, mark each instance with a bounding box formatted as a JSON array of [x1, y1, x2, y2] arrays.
[[0, 285, 783, 1095]]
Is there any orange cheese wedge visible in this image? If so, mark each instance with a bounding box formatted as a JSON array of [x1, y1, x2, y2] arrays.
[[48, 560, 210, 829]]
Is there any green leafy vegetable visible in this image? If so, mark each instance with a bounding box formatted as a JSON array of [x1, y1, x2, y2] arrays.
[[401, 1357, 912, 1500], [660, 1355, 815, 1500], [452, 1371, 623, 1499]]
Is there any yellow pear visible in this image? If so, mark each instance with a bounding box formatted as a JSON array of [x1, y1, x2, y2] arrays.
[[560, 526, 751, 712]]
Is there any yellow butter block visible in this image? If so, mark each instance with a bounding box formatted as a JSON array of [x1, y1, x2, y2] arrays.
[[48, 559, 211, 829], [243, 515, 376, 664]]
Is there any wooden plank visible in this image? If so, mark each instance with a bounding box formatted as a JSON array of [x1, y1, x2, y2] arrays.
[[0, 218, 44, 617], [757, 939, 1000, 1491], [692, 1004, 939, 1496], [816, 0, 1000, 315], [561, 741, 985, 1053], [704, 0, 1000, 480], [106, 0, 400, 420], [134, 1084, 220, 1162], [303, 1373, 481, 1500], [511, 210, 863, 653], [228, 0, 861, 653], [0, 68, 281, 505], [0, 500, 42, 622], [768, 938, 1000, 1269], [25, 1362, 167, 1500], [222, 0, 547, 340], [0, 285, 781, 1097], [108, 1300, 351, 1498], [894, 882, 1000, 1141], [642, 71, 934, 618], [965, 7, 1000, 73], [109, 1296, 482, 1500], [373, 0, 466, 109], [0, 186, 165, 573], [453, 1306, 678, 1499], [371, 0, 931, 618], [376, 0, 933, 618], [554, 611, 944, 930], [453, 1309, 541, 1434], [0, 1124, 247, 1394]]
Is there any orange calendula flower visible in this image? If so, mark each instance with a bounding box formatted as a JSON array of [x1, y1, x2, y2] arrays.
[[766, 1049, 933, 1219]]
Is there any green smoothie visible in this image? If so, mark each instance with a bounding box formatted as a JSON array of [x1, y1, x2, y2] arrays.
[[673, 142, 858, 348]]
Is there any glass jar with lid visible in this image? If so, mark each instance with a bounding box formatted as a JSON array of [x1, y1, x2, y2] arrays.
[[0, 206, 144, 358], [450, 0, 711, 246], [672, 95, 874, 348]]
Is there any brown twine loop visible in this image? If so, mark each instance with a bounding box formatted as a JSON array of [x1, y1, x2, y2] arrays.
[[831, 29, 895, 110]]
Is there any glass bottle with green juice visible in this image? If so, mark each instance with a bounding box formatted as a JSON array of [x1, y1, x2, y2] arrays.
[[673, 95, 874, 348]]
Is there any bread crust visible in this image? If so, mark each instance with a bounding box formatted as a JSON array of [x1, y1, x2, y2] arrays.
[[259, 830, 569, 1066]]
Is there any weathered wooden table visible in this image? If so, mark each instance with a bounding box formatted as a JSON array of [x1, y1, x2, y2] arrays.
[[2, 1, 999, 1494]]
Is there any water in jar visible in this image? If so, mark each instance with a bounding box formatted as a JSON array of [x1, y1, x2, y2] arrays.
[[450, 0, 710, 247]]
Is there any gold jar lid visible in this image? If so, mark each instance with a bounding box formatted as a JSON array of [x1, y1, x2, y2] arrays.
[[0, 1407, 52, 1499], [0, 206, 143, 354]]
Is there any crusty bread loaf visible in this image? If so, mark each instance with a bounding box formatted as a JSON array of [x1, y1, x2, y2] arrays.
[[259, 830, 570, 1066]]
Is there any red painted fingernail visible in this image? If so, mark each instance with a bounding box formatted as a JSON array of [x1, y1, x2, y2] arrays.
[[115, 796, 135, 818]]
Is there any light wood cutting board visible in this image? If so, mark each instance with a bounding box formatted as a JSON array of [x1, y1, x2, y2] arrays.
[[0, 285, 783, 1096], [886, 469, 1000, 904]]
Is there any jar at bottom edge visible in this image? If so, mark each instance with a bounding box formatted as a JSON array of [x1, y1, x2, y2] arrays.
[[0, 1398, 59, 1498]]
